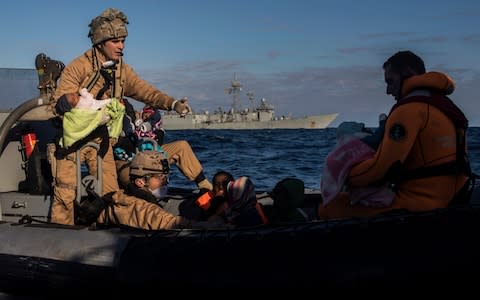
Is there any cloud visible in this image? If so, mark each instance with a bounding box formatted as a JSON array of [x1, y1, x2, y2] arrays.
[[464, 34, 480, 41], [360, 32, 414, 39], [406, 36, 448, 43], [267, 51, 281, 59]]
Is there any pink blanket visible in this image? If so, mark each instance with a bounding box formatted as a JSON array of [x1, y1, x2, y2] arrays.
[[321, 134, 394, 207]]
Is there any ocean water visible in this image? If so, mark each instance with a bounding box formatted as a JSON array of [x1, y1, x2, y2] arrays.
[[164, 127, 480, 191]]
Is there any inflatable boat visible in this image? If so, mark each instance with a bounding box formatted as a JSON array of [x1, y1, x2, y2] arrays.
[[1, 78, 480, 294]]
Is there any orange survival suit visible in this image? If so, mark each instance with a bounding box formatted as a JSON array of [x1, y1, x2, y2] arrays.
[[318, 72, 471, 219]]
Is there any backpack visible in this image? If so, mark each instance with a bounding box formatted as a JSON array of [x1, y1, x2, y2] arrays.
[[18, 143, 53, 195]]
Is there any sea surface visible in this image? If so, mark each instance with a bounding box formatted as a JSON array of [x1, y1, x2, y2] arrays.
[[163, 127, 480, 191]]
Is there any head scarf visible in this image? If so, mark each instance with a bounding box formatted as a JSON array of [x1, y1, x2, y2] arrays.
[[225, 176, 257, 223]]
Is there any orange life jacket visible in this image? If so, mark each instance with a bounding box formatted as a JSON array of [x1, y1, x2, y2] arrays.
[[196, 191, 214, 210], [384, 94, 471, 187], [197, 191, 270, 224]]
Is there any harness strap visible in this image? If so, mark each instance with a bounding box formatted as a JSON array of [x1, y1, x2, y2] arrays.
[[390, 94, 468, 128], [399, 160, 459, 182], [85, 70, 101, 92], [56, 125, 110, 160], [83, 48, 102, 93], [389, 94, 472, 178], [84, 48, 123, 99], [384, 94, 477, 204], [96, 68, 114, 99]]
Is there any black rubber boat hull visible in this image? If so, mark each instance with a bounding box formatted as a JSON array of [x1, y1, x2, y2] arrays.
[[117, 206, 480, 289], [1, 205, 479, 292]]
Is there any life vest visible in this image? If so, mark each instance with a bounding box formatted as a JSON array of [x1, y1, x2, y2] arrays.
[[80, 49, 129, 138], [386, 94, 476, 202], [83, 48, 124, 100], [196, 191, 269, 224], [196, 191, 215, 210]]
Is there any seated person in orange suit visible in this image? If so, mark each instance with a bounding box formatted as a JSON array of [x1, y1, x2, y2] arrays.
[[318, 50, 472, 219]]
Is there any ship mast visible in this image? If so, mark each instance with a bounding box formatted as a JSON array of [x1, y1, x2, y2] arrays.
[[226, 72, 242, 113], [246, 92, 255, 112]]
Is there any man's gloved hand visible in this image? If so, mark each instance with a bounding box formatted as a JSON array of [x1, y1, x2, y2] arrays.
[[171, 97, 192, 117], [76, 88, 112, 110]]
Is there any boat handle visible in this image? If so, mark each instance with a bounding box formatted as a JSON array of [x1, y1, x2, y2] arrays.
[[11, 201, 27, 208]]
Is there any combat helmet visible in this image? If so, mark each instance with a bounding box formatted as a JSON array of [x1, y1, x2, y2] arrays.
[[129, 150, 169, 178], [88, 8, 129, 45]]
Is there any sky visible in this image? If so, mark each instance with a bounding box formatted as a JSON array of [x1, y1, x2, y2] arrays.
[[0, 0, 479, 126]]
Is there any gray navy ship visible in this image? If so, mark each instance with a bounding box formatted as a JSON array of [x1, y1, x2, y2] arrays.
[[0, 69, 337, 130], [162, 74, 338, 130]]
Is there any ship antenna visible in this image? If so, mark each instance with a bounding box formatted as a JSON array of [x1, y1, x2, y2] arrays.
[[227, 72, 242, 113], [246, 91, 254, 112]]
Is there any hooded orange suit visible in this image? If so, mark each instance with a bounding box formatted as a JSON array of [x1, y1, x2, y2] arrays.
[[318, 72, 470, 219]]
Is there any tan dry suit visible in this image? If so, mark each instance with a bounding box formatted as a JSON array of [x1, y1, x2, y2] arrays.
[[97, 151, 190, 230], [50, 9, 202, 228], [318, 72, 469, 219]]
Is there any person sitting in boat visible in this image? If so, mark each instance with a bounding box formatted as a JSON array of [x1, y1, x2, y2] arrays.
[[135, 105, 165, 146], [113, 100, 212, 192], [49, 8, 212, 226], [318, 50, 474, 219], [195, 170, 235, 221], [114, 103, 164, 164], [204, 176, 269, 227], [269, 178, 310, 223], [321, 114, 394, 209], [74, 150, 193, 230], [124, 149, 169, 204], [97, 150, 217, 230]]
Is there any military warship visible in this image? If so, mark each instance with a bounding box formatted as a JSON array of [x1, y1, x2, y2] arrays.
[[162, 74, 338, 130]]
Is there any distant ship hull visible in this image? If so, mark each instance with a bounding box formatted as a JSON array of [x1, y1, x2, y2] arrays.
[[162, 113, 338, 130], [1, 111, 338, 130]]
